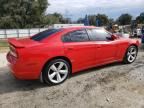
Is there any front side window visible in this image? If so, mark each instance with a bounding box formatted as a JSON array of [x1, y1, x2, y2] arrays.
[[87, 29, 112, 41], [63, 29, 89, 42]]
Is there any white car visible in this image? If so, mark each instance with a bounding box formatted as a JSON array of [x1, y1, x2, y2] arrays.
[[137, 29, 142, 37], [115, 32, 130, 38]]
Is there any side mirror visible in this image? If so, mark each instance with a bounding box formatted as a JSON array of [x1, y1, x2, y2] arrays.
[[111, 34, 118, 40]]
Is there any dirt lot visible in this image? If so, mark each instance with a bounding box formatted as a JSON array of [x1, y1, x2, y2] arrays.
[[0, 49, 144, 108]]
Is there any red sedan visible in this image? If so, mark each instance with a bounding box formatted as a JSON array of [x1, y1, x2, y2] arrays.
[[7, 26, 140, 85]]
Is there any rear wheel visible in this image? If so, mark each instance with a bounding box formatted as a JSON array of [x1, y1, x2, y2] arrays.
[[123, 45, 138, 64], [43, 59, 71, 85]]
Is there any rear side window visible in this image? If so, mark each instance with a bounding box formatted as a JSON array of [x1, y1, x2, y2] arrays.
[[31, 29, 61, 41], [63, 29, 89, 42], [87, 29, 112, 41]]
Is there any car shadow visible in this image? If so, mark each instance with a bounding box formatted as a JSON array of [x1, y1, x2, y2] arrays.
[[0, 62, 125, 95], [0, 66, 48, 95], [140, 44, 144, 51], [70, 62, 124, 78]]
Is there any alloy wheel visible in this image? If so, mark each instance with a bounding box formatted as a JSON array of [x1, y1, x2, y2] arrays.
[[127, 47, 137, 63], [48, 62, 69, 84]]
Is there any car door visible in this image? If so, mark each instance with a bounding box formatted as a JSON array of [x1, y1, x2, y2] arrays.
[[87, 28, 119, 64], [62, 29, 96, 72]]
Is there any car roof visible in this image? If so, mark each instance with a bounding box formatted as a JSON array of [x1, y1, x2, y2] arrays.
[[61, 26, 104, 30]]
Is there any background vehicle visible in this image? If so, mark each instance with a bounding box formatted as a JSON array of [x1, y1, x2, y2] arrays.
[[141, 26, 144, 43], [142, 35, 144, 43], [7, 26, 140, 85], [115, 29, 130, 38]]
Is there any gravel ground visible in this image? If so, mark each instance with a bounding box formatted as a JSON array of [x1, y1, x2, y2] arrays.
[[0, 50, 144, 108], [0, 53, 7, 68]]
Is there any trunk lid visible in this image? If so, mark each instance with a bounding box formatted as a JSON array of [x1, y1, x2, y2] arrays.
[[7, 38, 40, 61], [8, 38, 39, 48]]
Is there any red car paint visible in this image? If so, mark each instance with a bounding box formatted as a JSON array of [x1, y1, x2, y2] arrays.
[[7, 26, 140, 80]]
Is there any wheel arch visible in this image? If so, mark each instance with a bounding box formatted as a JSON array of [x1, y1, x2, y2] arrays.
[[128, 44, 138, 51], [41, 56, 72, 74], [122, 43, 138, 64], [124, 44, 138, 58]]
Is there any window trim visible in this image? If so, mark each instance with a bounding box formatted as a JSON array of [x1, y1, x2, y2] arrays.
[[62, 29, 91, 43]]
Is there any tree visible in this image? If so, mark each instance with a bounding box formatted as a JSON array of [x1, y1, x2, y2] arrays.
[[53, 13, 72, 24], [44, 13, 70, 26], [106, 18, 115, 31], [96, 14, 109, 26], [77, 18, 84, 24], [108, 18, 115, 25], [0, 0, 49, 29], [117, 13, 132, 25], [79, 14, 109, 26], [136, 12, 144, 24], [88, 15, 96, 26]]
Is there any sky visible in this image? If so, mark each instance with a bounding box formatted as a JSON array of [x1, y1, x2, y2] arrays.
[[46, 0, 144, 21]]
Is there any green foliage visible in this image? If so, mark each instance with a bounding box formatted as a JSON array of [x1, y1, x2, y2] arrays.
[[77, 18, 84, 24], [117, 13, 132, 25], [77, 14, 110, 26], [0, 40, 8, 47], [0, 0, 48, 29], [0, 0, 70, 29], [136, 12, 144, 24], [96, 14, 109, 26], [44, 13, 71, 26], [76, 14, 109, 26], [0, 0, 143, 29], [108, 18, 114, 24], [88, 14, 109, 26]]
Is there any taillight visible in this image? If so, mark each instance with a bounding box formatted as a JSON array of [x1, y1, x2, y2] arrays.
[[9, 45, 18, 58]]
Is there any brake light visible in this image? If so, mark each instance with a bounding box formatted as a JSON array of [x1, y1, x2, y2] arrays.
[[9, 45, 18, 58]]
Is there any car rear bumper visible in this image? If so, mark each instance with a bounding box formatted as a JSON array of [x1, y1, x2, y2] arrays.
[[8, 64, 38, 80], [7, 52, 40, 80]]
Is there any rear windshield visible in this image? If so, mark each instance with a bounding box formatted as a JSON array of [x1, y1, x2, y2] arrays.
[[30, 29, 61, 41]]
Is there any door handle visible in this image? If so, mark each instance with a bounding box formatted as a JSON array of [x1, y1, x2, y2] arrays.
[[67, 47, 74, 50], [97, 45, 102, 48]]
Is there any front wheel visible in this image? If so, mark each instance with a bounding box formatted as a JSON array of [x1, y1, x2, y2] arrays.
[[43, 59, 71, 85], [123, 45, 138, 64]]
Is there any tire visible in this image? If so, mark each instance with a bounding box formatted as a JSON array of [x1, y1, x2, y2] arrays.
[[43, 59, 71, 85], [123, 45, 138, 64]]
